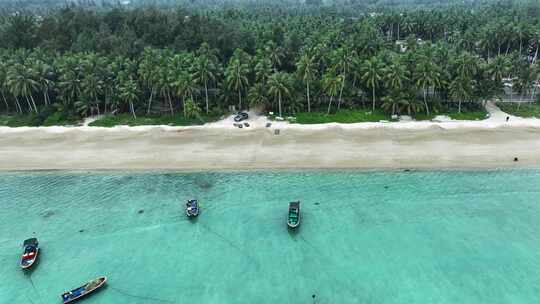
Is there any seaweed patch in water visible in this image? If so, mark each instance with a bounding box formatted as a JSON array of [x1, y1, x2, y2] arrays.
[[195, 180, 213, 190], [41, 210, 55, 218]]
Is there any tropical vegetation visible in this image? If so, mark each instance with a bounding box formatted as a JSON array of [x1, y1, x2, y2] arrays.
[[0, 1, 539, 126]]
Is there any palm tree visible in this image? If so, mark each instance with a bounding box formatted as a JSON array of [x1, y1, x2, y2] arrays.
[[449, 77, 471, 113], [397, 92, 425, 116], [119, 77, 139, 119], [385, 56, 409, 95], [6, 63, 39, 113], [268, 72, 292, 118], [454, 52, 477, 81], [57, 56, 84, 107], [323, 73, 343, 114], [82, 74, 104, 115], [139, 48, 161, 115], [331, 47, 355, 110], [488, 55, 510, 81], [296, 53, 317, 112], [158, 65, 174, 115], [194, 43, 219, 114], [225, 50, 250, 110], [34, 60, 55, 107], [174, 71, 198, 117], [254, 56, 273, 85], [414, 60, 441, 115], [381, 94, 408, 116], [361, 57, 384, 111], [0, 62, 11, 112], [265, 41, 285, 71], [247, 83, 269, 109]]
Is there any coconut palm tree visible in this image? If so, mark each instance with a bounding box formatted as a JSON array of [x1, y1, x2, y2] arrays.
[[385, 56, 409, 95], [248, 82, 269, 109], [296, 52, 317, 112], [488, 55, 510, 82], [361, 57, 384, 111], [194, 43, 219, 114], [225, 50, 250, 110], [157, 65, 174, 115], [449, 76, 471, 113], [0, 62, 11, 112], [381, 92, 411, 116], [119, 77, 139, 119], [414, 60, 441, 115], [139, 48, 161, 114], [82, 74, 104, 115], [331, 47, 356, 109], [57, 55, 84, 107], [6, 63, 39, 113], [254, 56, 273, 85], [323, 72, 343, 114], [265, 41, 285, 71], [268, 72, 292, 118], [174, 71, 198, 117]]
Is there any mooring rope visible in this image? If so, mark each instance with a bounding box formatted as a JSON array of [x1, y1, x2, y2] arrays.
[[110, 286, 174, 303], [26, 275, 44, 304]]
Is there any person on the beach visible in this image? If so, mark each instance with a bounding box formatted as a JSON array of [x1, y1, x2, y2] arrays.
[[506, 116, 510, 122]]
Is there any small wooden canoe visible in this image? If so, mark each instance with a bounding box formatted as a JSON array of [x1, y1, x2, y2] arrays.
[[287, 201, 301, 228], [20, 238, 39, 269], [61, 277, 107, 304], [186, 199, 199, 217]]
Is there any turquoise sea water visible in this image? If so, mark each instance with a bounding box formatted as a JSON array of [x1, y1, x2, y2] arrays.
[[1, 170, 540, 304]]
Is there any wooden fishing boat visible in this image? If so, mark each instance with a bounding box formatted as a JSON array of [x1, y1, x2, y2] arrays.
[[61, 277, 107, 304], [186, 199, 199, 217], [287, 201, 301, 228], [20, 238, 39, 269]]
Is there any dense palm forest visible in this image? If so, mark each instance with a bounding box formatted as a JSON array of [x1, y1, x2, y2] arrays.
[[0, 1, 539, 125]]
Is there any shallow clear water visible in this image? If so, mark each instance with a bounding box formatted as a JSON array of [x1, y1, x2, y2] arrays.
[[1, 170, 540, 304]]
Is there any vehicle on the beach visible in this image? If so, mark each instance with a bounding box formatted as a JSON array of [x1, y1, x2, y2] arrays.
[[186, 199, 200, 217], [287, 201, 301, 229], [234, 112, 249, 122], [20, 238, 39, 269], [61, 277, 107, 304]]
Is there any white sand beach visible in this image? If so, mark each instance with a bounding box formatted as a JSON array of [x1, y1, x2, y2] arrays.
[[1, 103, 539, 171]]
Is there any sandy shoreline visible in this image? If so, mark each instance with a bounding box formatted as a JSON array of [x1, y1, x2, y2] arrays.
[[1, 116, 540, 170]]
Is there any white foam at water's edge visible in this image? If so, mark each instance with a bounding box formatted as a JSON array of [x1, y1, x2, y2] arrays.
[[1, 119, 540, 134]]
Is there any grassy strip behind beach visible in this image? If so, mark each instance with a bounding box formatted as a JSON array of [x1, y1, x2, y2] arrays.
[[497, 102, 540, 118], [0, 112, 79, 127], [88, 113, 222, 127], [447, 109, 489, 120], [271, 104, 488, 124], [292, 109, 392, 124]]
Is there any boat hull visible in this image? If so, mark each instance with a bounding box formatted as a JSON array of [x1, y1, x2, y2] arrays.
[[186, 200, 199, 217], [61, 277, 107, 304], [20, 249, 39, 269], [287, 222, 300, 229], [287, 201, 301, 229], [20, 238, 39, 270]]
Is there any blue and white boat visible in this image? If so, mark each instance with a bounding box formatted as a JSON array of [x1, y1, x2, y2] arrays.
[[186, 199, 199, 217], [61, 277, 107, 303]]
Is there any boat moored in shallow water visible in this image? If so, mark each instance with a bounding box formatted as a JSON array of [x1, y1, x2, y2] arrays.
[[20, 238, 39, 269], [287, 201, 300, 228], [186, 199, 199, 217], [61, 277, 107, 303]]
